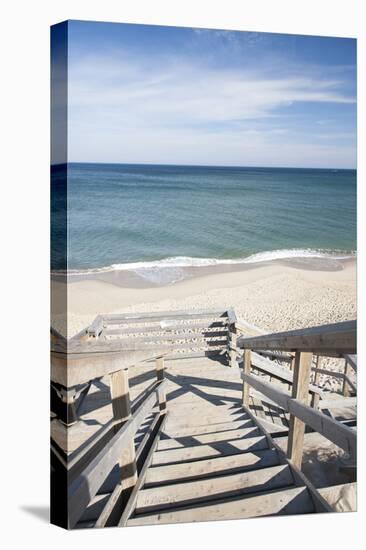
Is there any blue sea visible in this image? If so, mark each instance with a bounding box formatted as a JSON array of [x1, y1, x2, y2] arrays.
[[51, 163, 356, 282]]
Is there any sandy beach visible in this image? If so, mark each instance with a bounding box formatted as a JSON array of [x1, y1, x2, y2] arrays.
[[52, 257, 356, 338]]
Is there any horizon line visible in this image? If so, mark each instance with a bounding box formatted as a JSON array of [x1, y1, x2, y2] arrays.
[[51, 161, 357, 171]]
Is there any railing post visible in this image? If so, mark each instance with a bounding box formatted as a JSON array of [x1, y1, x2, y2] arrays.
[[110, 368, 137, 493], [342, 359, 351, 397], [313, 355, 320, 386], [242, 349, 251, 407], [156, 356, 167, 413], [287, 351, 312, 469], [229, 323, 237, 368]]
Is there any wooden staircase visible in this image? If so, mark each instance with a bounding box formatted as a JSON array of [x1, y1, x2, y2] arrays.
[[122, 402, 330, 527], [51, 313, 356, 529]]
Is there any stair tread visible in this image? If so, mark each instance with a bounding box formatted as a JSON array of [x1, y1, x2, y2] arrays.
[[145, 448, 281, 487], [136, 464, 294, 513], [162, 418, 255, 438], [158, 426, 261, 450], [165, 411, 251, 430], [128, 486, 314, 526], [152, 435, 269, 465]]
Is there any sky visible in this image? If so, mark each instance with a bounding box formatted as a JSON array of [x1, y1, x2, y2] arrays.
[[63, 20, 356, 168]]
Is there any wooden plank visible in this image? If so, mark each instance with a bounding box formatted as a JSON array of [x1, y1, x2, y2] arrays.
[[51, 349, 166, 387], [110, 369, 138, 504], [118, 414, 168, 527], [67, 380, 166, 528], [313, 355, 320, 386], [342, 360, 351, 397], [237, 320, 356, 354], [241, 372, 357, 458], [229, 323, 237, 368], [162, 418, 254, 438], [104, 309, 228, 323], [105, 332, 228, 344], [127, 486, 314, 525], [155, 356, 166, 413], [151, 435, 268, 465], [110, 369, 131, 424], [251, 352, 322, 397], [157, 426, 261, 450], [343, 354, 357, 372], [243, 401, 333, 513], [135, 464, 294, 513], [144, 448, 281, 487], [242, 349, 251, 406], [287, 352, 312, 468], [105, 324, 227, 337]]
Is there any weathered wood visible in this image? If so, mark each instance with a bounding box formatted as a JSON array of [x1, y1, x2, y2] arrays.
[[229, 324, 237, 368], [155, 356, 166, 413], [104, 309, 228, 323], [110, 369, 131, 424], [343, 354, 357, 372], [241, 372, 357, 458], [110, 369, 138, 505], [250, 352, 323, 398], [342, 359, 351, 397], [313, 355, 320, 385], [105, 323, 226, 337], [258, 350, 293, 362], [118, 414, 168, 527], [287, 352, 312, 468], [135, 464, 294, 514], [157, 426, 260, 450], [237, 320, 356, 354], [127, 486, 314, 526], [244, 402, 333, 514], [105, 332, 228, 345], [242, 349, 251, 406], [162, 418, 254, 438], [51, 349, 166, 387], [68, 380, 166, 528], [152, 435, 268, 465], [144, 448, 280, 487]]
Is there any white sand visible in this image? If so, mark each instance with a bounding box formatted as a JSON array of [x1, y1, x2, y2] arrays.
[[52, 259, 356, 338]]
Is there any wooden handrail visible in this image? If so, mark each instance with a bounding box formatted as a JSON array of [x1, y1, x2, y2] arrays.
[[51, 349, 167, 387], [67, 376, 167, 528], [237, 320, 356, 354], [241, 371, 356, 459], [248, 352, 323, 399]]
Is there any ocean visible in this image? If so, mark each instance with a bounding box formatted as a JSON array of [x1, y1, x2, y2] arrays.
[[51, 163, 356, 283]]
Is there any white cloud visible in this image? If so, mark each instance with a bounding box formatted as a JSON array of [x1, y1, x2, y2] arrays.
[[67, 53, 356, 167]]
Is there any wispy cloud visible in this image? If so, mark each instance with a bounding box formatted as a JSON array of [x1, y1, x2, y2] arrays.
[[68, 47, 356, 167]]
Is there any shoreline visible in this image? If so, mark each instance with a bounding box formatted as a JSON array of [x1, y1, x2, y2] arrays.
[[52, 255, 356, 289], [51, 257, 357, 338]]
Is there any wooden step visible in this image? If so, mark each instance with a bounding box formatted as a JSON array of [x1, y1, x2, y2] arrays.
[[136, 464, 294, 514], [164, 411, 250, 430], [151, 435, 269, 466], [157, 426, 261, 450], [145, 448, 281, 487], [161, 418, 255, 438], [127, 486, 315, 526]]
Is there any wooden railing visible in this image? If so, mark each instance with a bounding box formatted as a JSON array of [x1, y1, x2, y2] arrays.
[[237, 321, 357, 469], [51, 343, 168, 528], [75, 308, 232, 360]]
